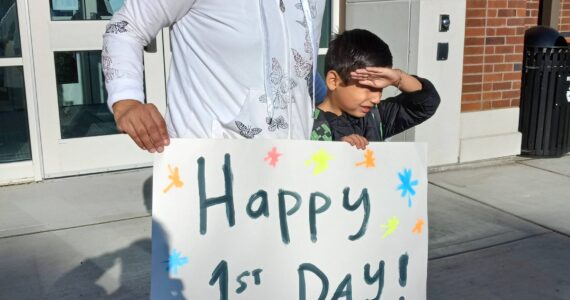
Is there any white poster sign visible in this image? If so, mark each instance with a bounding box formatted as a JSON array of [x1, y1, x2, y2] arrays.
[[152, 139, 428, 299]]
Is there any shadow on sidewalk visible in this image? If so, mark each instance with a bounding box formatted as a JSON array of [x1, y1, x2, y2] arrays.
[[46, 176, 185, 299]]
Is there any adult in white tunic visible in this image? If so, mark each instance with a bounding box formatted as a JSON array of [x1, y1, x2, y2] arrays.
[[103, 0, 325, 153]]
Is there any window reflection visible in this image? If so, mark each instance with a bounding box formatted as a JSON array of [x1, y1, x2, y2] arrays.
[[319, 0, 332, 48], [0, 66, 31, 163], [55, 51, 119, 139], [50, 0, 125, 21], [317, 0, 332, 77], [0, 0, 21, 58]]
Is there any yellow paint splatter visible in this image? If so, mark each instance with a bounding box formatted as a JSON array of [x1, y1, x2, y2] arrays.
[[163, 165, 184, 194], [305, 149, 334, 175], [412, 218, 425, 234], [381, 216, 400, 239], [355, 149, 376, 168]]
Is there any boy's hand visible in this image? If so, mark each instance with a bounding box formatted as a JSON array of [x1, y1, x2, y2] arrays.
[[341, 134, 369, 150], [113, 100, 170, 153], [350, 67, 401, 89], [351, 67, 422, 92]]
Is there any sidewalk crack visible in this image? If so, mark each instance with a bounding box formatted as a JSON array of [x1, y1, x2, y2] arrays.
[[0, 215, 151, 240], [429, 232, 551, 261], [516, 160, 570, 178], [428, 182, 570, 239]]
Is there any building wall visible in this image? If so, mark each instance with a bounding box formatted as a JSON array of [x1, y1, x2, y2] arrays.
[[461, 0, 539, 112], [457, 0, 540, 163], [414, 0, 466, 166], [560, 0, 570, 36], [344, 0, 466, 166]]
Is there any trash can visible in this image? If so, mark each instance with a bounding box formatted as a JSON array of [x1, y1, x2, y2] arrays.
[[519, 26, 570, 157]]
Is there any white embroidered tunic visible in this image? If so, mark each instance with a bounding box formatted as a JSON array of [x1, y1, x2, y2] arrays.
[[103, 0, 325, 139]]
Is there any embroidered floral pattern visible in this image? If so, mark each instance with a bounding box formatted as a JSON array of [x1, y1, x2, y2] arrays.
[[295, 11, 308, 28], [295, 1, 317, 19], [303, 31, 312, 55], [105, 21, 129, 34], [235, 121, 263, 138], [102, 45, 121, 83], [292, 49, 312, 79], [267, 115, 289, 132], [292, 49, 314, 99], [259, 58, 297, 109], [292, 1, 315, 99]]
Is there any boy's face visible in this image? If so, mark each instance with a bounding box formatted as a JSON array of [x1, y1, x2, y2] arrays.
[[326, 71, 382, 118]]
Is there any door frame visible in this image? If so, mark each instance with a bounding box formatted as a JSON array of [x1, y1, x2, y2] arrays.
[[0, 0, 43, 185], [27, 0, 168, 178], [1, 0, 343, 185]]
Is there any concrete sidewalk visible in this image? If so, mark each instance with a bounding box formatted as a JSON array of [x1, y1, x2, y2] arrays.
[[1, 156, 569, 299]]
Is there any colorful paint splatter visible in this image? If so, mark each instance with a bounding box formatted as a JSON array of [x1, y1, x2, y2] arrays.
[[412, 218, 425, 234], [381, 216, 400, 239], [397, 168, 419, 208], [164, 165, 184, 193], [264, 147, 282, 167], [305, 149, 333, 175], [356, 149, 376, 168], [165, 249, 189, 275]]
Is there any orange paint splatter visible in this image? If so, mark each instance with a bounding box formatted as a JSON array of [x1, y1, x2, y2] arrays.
[[412, 218, 425, 234], [163, 165, 184, 194], [355, 149, 376, 168]]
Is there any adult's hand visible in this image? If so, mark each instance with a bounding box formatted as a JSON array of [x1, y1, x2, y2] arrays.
[[112, 100, 170, 153]]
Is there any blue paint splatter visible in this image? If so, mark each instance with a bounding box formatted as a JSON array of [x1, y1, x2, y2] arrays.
[[397, 168, 419, 208], [164, 249, 189, 275]]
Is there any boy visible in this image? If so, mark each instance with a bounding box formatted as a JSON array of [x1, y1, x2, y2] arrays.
[[311, 29, 440, 149]]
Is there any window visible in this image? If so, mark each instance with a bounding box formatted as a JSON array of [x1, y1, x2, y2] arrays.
[[317, 0, 341, 77], [54, 51, 117, 138], [0, 1, 31, 163], [50, 0, 125, 21]]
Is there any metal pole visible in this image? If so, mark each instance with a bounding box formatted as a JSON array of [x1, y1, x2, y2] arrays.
[[540, 0, 561, 28]]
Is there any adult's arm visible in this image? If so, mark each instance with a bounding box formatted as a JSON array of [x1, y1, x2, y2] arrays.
[[103, 0, 196, 152], [379, 77, 441, 139]]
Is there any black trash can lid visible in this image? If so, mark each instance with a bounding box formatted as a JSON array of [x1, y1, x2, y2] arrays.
[[525, 26, 568, 47]]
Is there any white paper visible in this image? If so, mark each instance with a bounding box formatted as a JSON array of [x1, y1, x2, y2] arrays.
[[152, 139, 428, 299]]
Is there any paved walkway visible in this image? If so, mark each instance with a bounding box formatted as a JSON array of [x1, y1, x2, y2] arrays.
[[1, 155, 569, 299]]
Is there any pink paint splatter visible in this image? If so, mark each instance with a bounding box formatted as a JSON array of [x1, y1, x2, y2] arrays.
[[264, 147, 282, 167]]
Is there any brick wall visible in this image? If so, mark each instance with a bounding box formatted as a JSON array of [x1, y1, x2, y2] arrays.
[[560, 0, 570, 36], [461, 0, 540, 112]]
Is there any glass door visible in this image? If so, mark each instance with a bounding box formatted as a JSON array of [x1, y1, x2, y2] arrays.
[[29, 0, 167, 178], [0, 0, 40, 184]]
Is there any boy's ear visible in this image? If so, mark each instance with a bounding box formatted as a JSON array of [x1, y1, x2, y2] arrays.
[[325, 70, 342, 91]]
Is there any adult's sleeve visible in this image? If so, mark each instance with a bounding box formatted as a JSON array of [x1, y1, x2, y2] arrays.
[[379, 76, 441, 138], [102, 0, 196, 112]]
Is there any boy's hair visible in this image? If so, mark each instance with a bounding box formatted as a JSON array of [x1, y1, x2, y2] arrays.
[[324, 29, 393, 83]]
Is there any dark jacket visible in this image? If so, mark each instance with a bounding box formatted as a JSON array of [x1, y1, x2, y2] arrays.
[[311, 76, 440, 141]]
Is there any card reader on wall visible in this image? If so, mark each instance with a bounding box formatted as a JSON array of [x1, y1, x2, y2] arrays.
[[437, 43, 449, 61]]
